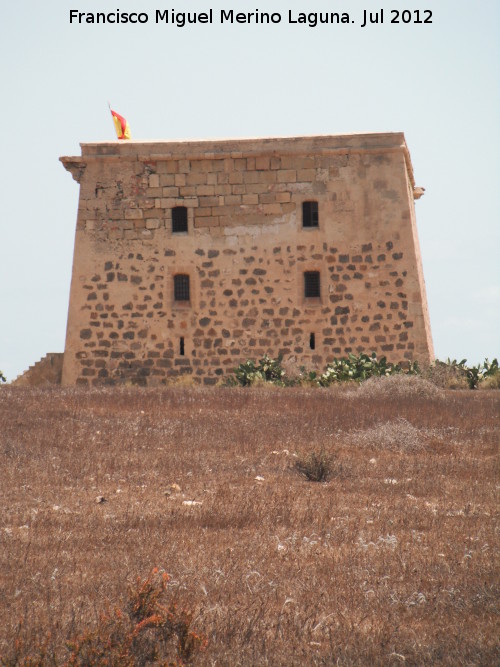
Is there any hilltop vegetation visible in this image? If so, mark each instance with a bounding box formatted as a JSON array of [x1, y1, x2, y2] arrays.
[[227, 352, 500, 390], [0, 382, 498, 665]]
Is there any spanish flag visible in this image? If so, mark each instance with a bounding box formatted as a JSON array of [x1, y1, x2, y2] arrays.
[[110, 108, 131, 140]]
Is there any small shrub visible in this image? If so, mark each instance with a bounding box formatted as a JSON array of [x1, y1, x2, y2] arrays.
[[2, 568, 206, 666], [318, 353, 417, 386], [230, 354, 286, 386], [278, 359, 317, 386], [424, 359, 469, 389], [425, 358, 499, 390], [480, 372, 500, 389], [480, 358, 500, 389], [465, 364, 482, 389], [348, 418, 426, 452], [483, 357, 499, 377], [0, 371, 6, 384], [294, 448, 337, 482], [357, 374, 444, 399]]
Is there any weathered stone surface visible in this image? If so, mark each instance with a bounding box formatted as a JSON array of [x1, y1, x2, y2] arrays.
[[12, 353, 64, 387], [60, 133, 433, 385]]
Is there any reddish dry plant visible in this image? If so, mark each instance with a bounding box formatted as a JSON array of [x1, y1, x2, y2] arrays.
[[3, 569, 205, 666], [0, 381, 498, 665]]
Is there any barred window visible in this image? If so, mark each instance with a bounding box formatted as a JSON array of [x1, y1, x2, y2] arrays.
[[174, 274, 190, 301], [304, 271, 320, 298], [172, 206, 188, 233], [302, 201, 319, 228]]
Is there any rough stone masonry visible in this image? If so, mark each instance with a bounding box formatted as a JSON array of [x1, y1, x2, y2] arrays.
[[60, 133, 434, 386]]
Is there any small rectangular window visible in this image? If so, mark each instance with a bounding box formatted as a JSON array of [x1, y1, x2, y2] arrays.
[[180, 337, 185, 356], [304, 271, 320, 298], [174, 274, 190, 301], [172, 206, 188, 233], [309, 333, 316, 350], [302, 201, 319, 228]]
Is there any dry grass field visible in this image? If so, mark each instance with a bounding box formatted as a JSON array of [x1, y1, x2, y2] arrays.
[[0, 379, 498, 665]]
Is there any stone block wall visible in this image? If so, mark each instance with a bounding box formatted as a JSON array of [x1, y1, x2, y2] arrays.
[[12, 353, 64, 387], [60, 133, 433, 386]]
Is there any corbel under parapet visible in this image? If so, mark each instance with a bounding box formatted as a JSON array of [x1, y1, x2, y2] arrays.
[[60, 156, 86, 184]]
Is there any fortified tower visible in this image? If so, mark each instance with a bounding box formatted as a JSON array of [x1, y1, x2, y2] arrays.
[[60, 133, 433, 386]]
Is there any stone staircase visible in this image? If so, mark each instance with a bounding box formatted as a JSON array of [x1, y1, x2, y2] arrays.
[[12, 353, 64, 386]]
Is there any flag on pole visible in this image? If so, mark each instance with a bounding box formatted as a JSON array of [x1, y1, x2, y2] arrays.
[[110, 108, 131, 140]]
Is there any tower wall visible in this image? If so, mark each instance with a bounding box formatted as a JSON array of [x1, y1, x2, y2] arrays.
[[61, 133, 433, 386]]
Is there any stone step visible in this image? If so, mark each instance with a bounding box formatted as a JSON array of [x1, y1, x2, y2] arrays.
[[12, 353, 64, 387]]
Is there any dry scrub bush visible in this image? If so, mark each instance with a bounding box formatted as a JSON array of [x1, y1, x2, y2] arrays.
[[347, 417, 427, 452], [423, 362, 469, 389], [294, 448, 340, 482], [480, 372, 500, 389], [2, 568, 206, 666], [357, 373, 444, 399], [0, 386, 499, 665]]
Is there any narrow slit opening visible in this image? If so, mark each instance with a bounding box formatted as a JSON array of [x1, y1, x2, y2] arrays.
[[309, 333, 315, 350], [180, 337, 185, 356]]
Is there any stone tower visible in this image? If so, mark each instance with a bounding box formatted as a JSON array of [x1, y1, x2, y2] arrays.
[[60, 133, 433, 386]]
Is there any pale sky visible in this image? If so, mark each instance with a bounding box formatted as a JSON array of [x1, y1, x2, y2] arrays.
[[1, 0, 499, 381]]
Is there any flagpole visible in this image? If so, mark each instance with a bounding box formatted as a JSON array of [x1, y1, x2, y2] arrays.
[[107, 101, 115, 137]]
